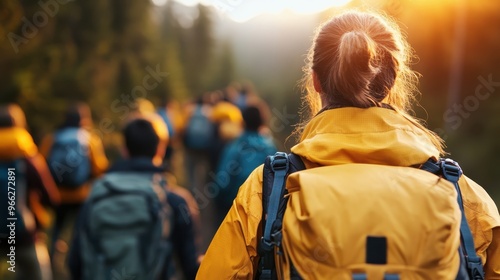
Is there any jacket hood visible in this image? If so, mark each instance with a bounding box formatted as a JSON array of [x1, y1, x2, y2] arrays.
[[291, 107, 440, 168]]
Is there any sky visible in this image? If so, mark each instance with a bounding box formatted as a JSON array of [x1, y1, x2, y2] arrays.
[[151, 0, 353, 22]]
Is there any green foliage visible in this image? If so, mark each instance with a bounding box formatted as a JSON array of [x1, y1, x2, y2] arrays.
[[0, 0, 236, 141]]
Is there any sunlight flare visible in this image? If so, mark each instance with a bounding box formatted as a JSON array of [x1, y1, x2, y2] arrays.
[[170, 0, 353, 22]]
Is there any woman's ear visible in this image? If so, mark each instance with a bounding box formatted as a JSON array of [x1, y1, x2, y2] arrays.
[[312, 71, 322, 94]]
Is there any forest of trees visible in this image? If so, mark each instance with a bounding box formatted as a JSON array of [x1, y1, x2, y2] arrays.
[[1, 0, 499, 202], [1, 0, 233, 139]]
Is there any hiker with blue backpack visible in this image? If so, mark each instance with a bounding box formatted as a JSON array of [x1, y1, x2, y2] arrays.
[[214, 105, 277, 225], [0, 104, 60, 280], [39, 102, 108, 277], [67, 116, 199, 280], [197, 10, 500, 279], [183, 95, 217, 193]]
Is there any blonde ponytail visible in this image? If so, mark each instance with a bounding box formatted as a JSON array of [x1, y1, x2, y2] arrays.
[[297, 10, 445, 155], [336, 31, 379, 108]]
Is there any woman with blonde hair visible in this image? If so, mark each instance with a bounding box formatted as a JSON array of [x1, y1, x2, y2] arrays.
[[197, 10, 499, 279]]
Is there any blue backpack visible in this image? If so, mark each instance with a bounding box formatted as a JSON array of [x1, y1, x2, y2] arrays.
[[0, 159, 30, 239], [216, 133, 277, 210], [184, 106, 215, 151], [47, 128, 91, 188]]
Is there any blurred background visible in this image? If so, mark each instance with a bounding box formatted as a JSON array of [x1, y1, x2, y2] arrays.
[[1, 0, 499, 211]]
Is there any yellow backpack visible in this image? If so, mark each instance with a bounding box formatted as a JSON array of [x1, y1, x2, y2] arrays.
[[257, 153, 485, 280]]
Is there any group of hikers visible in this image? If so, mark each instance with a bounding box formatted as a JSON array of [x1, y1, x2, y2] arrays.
[[1, 9, 500, 280], [0, 79, 277, 279]]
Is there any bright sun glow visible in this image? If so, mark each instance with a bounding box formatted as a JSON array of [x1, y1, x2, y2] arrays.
[[152, 0, 168, 6], [159, 0, 352, 22]]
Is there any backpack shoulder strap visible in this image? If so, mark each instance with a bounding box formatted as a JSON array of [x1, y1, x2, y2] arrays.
[[259, 152, 305, 280], [261, 153, 305, 212], [420, 158, 485, 280]]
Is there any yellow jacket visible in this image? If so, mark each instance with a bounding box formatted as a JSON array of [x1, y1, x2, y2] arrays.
[[0, 127, 60, 229], [0, 127, 38, 159], [40, 129, 109, 204], [197, 107, 500, 279]]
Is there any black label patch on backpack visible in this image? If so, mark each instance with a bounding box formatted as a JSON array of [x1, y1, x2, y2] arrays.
[[366, 236, 387, 264]]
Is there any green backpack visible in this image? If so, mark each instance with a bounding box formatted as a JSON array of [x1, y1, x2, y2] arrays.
[[80, 172, 172, 280]]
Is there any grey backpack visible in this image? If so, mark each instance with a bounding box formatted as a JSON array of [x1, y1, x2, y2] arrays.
[[80, 172, 172, 280]]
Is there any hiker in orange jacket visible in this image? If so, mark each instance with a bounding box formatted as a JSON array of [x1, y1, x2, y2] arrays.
[[0, 104, 60, 280], [40, 103, 108, 205], [39, 103, 108, 278], [197, 11, 500, 279]]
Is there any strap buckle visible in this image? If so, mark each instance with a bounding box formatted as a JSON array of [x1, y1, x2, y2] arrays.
[[467, 256, 485, 280], [260, 237, 274, 252], [439, 158, 462, 183], [260, 227, 284, 253], [270, 152, 289, 172], [271, 230, 283, 254]]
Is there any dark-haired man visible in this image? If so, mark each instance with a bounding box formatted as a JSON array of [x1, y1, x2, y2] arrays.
[[68, 117, 199, 280]]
